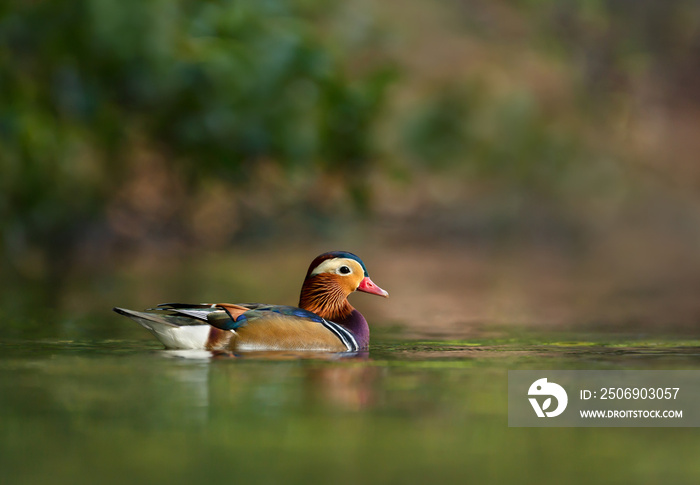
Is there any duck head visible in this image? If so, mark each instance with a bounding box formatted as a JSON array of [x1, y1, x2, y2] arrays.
[[299, 251, 388, 321]]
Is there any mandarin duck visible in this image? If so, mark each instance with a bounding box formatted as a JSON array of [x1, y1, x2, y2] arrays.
[[113, 251, 388, 352]]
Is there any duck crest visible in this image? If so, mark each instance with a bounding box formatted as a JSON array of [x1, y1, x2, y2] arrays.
[[299, 273, 354, 321]]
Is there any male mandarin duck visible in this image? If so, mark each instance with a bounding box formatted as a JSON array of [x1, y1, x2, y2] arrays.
[[113, 251, 388, 352]]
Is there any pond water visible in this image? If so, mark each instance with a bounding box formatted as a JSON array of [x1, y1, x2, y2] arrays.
[[2, 332, 700, 484]]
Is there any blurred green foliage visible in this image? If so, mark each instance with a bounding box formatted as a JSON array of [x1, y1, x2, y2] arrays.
[[518, 0, 700, 102], [2, 0, 700, 287], [0, 0, 393, 279], [401, 85, 579, 193], [397, 0, 700, 201]]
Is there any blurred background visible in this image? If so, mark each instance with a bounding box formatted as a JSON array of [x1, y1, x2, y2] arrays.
[[4, 3, 700, 485], [3, 0, 700, 339]]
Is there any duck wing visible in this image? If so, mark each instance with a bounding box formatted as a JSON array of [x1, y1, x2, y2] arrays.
[[115, 303, 358, 352], [205, 304, 359, 352], [113, 303, 254, 350]]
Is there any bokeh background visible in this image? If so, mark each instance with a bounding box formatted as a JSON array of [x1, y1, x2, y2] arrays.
[[5, 3, 700, 485], [3, 0, 700, 338]]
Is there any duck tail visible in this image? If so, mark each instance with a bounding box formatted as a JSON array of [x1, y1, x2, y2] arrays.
[[113, 307, 213, 350]]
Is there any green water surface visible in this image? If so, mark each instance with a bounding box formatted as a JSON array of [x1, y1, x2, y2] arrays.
[[2, 333, 700, 485]]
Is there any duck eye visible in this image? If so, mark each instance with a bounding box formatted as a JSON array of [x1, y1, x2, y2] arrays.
[[338, 265, 351, 275]]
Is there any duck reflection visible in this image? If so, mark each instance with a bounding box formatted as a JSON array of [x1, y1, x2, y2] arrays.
[[210, 350, 369, 361], [158, 349, 379, 420], [304, 360, 379, 411]]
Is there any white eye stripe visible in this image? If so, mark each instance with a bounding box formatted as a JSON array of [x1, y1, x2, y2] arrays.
[[310, 258, 361, 277]]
